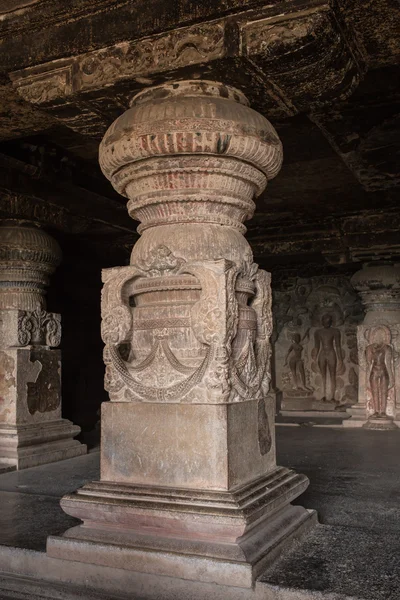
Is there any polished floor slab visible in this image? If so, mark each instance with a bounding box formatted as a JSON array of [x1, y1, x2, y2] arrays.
[[0, 450, 99, 551], [277, 426, 400, 534]]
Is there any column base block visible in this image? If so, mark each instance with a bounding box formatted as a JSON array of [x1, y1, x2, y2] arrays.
[[363, 417, 398, 430], [343, 405, 400, 429], [343, 405, 368, 428], [0, 419, 87, 469], [47, 467, 317, 588]]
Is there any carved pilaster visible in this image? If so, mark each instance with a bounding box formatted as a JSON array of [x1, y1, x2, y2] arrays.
[[345, 262, 400, 429], [48, 80, 316, 587]]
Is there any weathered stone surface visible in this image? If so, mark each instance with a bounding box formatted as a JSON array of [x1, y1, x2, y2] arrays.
[[0, 219, 86, 468], [50, 79, 315, 586], [9, 3, 365, 136]]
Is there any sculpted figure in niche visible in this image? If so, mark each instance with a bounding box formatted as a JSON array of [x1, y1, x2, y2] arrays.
[[312, 314, 344, 402], [284, 331, 312, 392], [366, 327, 394, 418]]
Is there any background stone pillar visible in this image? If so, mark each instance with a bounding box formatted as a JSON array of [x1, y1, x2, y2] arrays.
[[48, 81, 316, 588], [345, 262, 400, 429], [0, 219, 86, 469]]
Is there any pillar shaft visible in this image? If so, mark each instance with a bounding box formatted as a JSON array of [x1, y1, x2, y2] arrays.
[[48, 81, 315, 588], [0, 219, 86, 468]]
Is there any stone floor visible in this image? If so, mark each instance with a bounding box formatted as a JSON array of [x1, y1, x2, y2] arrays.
[[0, 427, 398, 599], [261, 427, 400, 600]]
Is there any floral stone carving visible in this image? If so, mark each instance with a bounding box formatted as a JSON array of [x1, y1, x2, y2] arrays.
[[18, 309, 61, 347]]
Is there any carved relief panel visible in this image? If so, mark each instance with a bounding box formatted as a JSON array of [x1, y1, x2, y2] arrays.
[[357, 324, 400, 420], [273, 275, 363, 408], [0, 307, 62, 424], [101, 245, 273, 406]]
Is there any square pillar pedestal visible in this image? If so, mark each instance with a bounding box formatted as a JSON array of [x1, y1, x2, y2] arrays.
[[0, 309, 86, 469], [48, 399, 315, 588]]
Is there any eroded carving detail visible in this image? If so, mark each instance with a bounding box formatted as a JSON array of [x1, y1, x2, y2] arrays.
[[26, 349, 61, 414], [78, 24, 225, 90], [13, 23, 225, 105], [101, 254, 271, 404], [16, 68, 72, 105], [18, 309, 61, 347]]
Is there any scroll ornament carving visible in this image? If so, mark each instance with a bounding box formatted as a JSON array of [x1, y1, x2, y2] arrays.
[[18, 309, 61, 347], [79, 24, 225, 90], [14, 23, 226, 107], [16, 69, 71, 106], [101, 246, 272, 404], [231, 270, 273, 401]]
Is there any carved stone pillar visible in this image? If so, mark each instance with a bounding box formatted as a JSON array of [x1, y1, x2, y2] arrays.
[[48, 81, 316, 588], [345, 262, 400, 429], [0, 220, 86, 469]]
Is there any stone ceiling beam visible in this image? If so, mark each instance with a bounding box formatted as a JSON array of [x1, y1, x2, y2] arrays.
[[249, 207, 400, 266], [9, 2, 365, 137]]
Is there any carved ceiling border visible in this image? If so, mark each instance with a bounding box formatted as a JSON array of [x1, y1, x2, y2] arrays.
[[9, 2, 365, 137]]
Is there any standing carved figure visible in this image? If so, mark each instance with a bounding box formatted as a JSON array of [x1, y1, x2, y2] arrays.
[[312, 314, 344, 402], [366, 329, 394, 418], [284, 331, 312, 391]]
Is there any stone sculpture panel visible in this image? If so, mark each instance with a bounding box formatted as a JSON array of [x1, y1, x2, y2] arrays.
[[273, 275, 363, 410]]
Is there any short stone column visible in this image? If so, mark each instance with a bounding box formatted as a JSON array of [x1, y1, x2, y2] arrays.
[[0, 219, 86, 469], [344, 262, 400, 429], [48, 81, 316, 588]]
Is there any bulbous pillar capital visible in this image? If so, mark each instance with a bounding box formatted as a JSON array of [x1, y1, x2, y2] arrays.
[[0, 219, 62, 311], [99, 79, 282, 238], [351, 262, 400, 318]]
